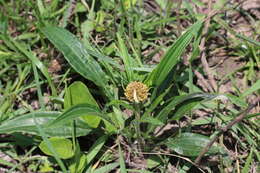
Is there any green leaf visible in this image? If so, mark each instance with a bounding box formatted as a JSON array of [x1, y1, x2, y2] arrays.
[[0, 112, 90, 137], [0, 158, 16, 167], [47, 104, 115, 130], [241, 148, 253, 173], [39, 137, 74, 159], [192, 116, 216, 125], [92, 163, 119, 173], [33, 113, 68, 172], [69, 154, 87, 173], [116, 33, 135, 81], [40, 26, 108, 88], [123, 0, 138, 9], [0, 112, 56, 132], [147, 93, 218, 134], [64, 81, 98, 109], [111, 107, 125, 130], [143, 85, 172, 117], [37, 0, 45, 15], [214, 16, 260, 47], [118, 142, 127, 173], [86, 135, 108, 164], [146, 21, 202, 87], [225, 94, 247, 108], [126, 169, 153, 173], [103, 112, 119, 133], [85, 48, 121, 69], [171, 101, 198, 121], [10, 38, 57, 96], [68, 141, 87, 173], [105, 100, 134, 111], [241, 79, 260, 97], [0, 14, 8, 34], [147, 155, 162, 169], [166, 133, 224, 157], [140, 116, 164, 126], [39, 161, 54, 173], [64, 81, 101, 128], [157, 93, 217, 123]]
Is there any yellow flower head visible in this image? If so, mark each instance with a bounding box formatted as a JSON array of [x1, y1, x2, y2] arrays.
[[124, 81, 149, 103]]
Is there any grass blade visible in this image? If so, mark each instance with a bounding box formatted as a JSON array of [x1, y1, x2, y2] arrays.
[[241, 79, 260, 97], [116, 32, 135, 82], [241, 148, 253, 173], [92, 163, 119, 173], [32, 64, 45, 110], [10, 37, 57, 96], [118, 140, 127, 173]]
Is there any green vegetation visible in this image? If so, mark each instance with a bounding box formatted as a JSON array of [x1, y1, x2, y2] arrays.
[[0, 0, 259, 172]]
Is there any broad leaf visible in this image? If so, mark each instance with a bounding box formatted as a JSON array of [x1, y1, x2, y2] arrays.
[[157, 93, 218, 123], [147, 93, 222, 134], [166, 133, 224, 157], [41, 26, 108, 89], [64, 81, 101, 128], [47, 104, 115, 130], [0, 112, 90, 137], [140, 116, 164, 126], [146, 21, 202, 87], [39, 137, 74, 159], [143, 85, 172, 117]]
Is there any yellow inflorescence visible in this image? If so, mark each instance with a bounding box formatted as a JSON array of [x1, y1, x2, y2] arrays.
[[124, 81, 149, 103]]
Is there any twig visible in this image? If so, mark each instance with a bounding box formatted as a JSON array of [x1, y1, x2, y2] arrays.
[[189, 7, 224, 93], [194, 101, 258, 165], [199, 0, 218, 92], [193, 69, 214, 92]]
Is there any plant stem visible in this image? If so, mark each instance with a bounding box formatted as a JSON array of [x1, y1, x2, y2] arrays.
[[134, 103, 144, 153]]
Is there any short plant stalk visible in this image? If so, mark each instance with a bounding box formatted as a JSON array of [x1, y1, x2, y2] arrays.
[[133, 103, 144, 154]]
